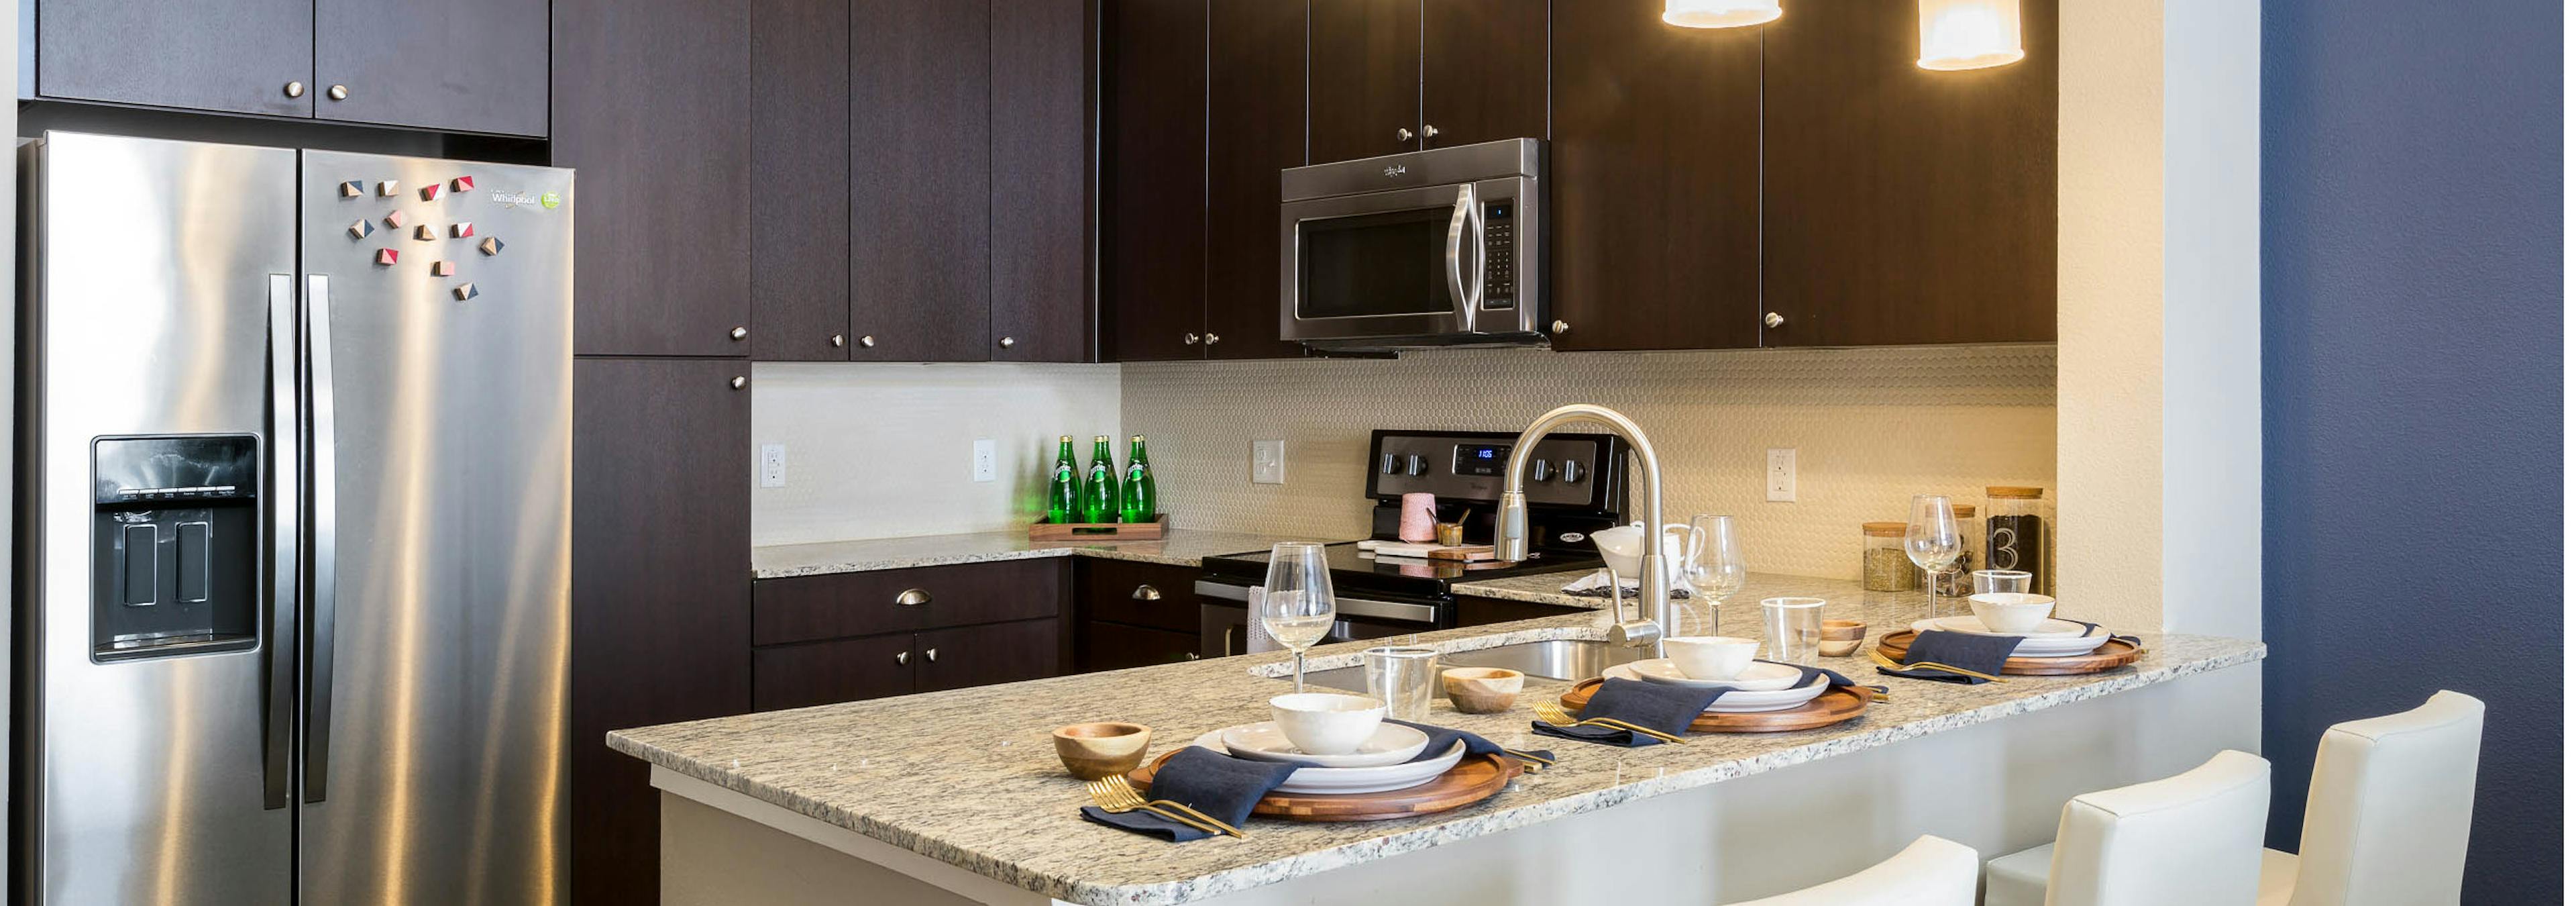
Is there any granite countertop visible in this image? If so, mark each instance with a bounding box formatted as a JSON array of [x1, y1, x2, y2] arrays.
[[752, 528, 1297, 578], [608, 572, 2266, 906]]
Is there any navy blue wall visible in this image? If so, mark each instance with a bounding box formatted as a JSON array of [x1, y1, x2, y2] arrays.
[[2261, 1, 2561, 899]]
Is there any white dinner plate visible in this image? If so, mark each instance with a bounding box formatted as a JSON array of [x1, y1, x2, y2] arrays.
[[1910, 618, 2111, 657], [1221, 721, 1429, 768], [1601, 663, 1829, 711], [1629, 658, 1803, 691], [1192, 731, 1464, 794]]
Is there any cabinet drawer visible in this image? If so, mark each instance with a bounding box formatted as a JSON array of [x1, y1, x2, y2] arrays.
[[754, 559, 1063, 645], [752, 634, 916, 712], [1077, 559, 1202, 633]]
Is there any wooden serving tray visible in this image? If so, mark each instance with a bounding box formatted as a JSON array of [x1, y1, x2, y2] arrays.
[[1556, 678, 1871, 733], [1030, 514, 1168, 541], [1875, 630, 2143, 676], [1122, 750, 1519, 823]]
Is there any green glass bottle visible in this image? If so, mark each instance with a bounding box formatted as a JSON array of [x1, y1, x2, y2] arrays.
[[1080, 435, 1121, 523], [1044, 436, 1079, 523], [1119, 435, 1157, 524]]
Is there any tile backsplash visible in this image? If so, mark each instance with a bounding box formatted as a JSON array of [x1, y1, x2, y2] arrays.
[[1119, 345, 2056, 581]]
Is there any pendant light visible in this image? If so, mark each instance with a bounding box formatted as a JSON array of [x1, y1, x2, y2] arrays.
[[1916, 0, 2025, 70], [1662, 0, 1783, 29]]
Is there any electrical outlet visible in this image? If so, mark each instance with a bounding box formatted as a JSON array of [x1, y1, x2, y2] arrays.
[[1766, 448, 1796, 502], [971, 438, 997, 483], [759, 444, 788, 489], [1251, 440, 1286, 485]]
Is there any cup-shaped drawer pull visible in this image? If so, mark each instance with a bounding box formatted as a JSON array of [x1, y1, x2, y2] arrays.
[[895, 588, 932, 607], [924, 648, 938, 663], [1131, 584, 1162, 601]]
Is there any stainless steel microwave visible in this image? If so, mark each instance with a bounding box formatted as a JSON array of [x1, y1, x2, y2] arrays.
[[1280, 138, 1546, 350]]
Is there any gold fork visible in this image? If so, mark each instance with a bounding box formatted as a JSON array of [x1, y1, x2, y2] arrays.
[[1085, 777, 1246, 838], [1532, 699, 1688, 744], [1869, 650, 2010, 683]]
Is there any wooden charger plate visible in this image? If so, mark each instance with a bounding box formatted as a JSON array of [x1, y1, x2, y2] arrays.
[[1122, 750, 1520, 823], [1556, 678, 1871, 733], [1875, 630, 2143, 676]]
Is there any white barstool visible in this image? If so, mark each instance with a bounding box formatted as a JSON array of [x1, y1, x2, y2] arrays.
[[2257, 691, 2485, 906], [1725, 834, 1979, 906], [1982, 750, 2271, 906]]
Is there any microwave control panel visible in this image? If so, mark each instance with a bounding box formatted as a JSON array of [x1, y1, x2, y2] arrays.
[[1481, 201, 1515, 309]]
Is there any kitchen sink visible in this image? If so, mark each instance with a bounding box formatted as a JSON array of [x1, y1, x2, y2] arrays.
[[1283, 640, 1652, 693]]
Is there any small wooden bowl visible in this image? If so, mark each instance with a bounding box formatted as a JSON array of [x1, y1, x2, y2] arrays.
[[1817, 638, 1866, 658], [1441, 667, 1525, 714], [1821, 619, 1868, 642], [1052, 722, 1152, 780]]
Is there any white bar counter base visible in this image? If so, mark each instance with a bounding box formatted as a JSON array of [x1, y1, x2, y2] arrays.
[[621, 574, 2265, 905]]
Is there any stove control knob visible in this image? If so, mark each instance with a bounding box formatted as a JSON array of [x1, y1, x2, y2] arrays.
[[1380, 453, 1399, 475], [1562, 459, 1587, 483], [1405, 454, 1430, 476], [1529, 458, 1554, 483]]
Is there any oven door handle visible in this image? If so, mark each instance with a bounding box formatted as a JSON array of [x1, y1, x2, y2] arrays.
[[1444, 183, 1484, 332]]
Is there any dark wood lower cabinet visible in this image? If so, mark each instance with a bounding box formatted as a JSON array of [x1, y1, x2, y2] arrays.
[[1084, 620, 1202, 671], [753, 634, 918, 711], [918, 619, 1065, 693], [570, 358, 752, 906], [1456, 595, 1588, 627]]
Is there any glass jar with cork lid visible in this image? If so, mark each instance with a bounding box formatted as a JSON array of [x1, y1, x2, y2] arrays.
[[1985, 486, 2051, 595], [1861, 521, 1917, 591]]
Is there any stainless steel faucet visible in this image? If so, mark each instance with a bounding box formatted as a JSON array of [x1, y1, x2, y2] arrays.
[[1497, 404, 1671, 648]]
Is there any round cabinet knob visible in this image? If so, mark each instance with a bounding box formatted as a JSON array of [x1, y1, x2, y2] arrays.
[[998, 336, 1016, 349], [1203, 333, 1220, 346], [1131, 584, 1162, 601], [1185, 652, 1201, 661], [729, 376, 747, 390], [729, 326, 748, 341], [1397, 127, 1415, 142], [1764, 311, 1786, 328], [895, 651, 909, 666], [924, 647, 938, 663], [1423, 123, 1441, 140], [284, 81, 305, 99], [1550, 319, 1571, 335], [859, 334, 877, 348], [327, 85, 348, 101], [830, 334, 847, 348], [1183, 332, 1201, 345]]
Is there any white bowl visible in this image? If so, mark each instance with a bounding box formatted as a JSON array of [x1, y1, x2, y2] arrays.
[[1222, 721, 1428, 768], [1632, 658, 1803, 691], [1193, 731, 1464, 794], [1968, 593, 2057, 634], [1664, 636, 1760, 680], [1268, 693, 1387, 756]]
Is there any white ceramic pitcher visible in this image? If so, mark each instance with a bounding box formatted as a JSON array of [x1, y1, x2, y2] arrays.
[[1590, 520, 1699, 589]]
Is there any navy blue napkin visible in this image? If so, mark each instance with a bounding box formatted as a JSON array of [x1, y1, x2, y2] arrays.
[[1389, 719, 1555, 768], [1877, 630, 2022, 684], [1532, 677, 1722, 747], [1079, 746, 1299, 842]]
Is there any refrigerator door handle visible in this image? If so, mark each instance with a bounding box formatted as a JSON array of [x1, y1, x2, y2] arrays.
[[302, 275, 339, 804], [264, 275, 299, 811]]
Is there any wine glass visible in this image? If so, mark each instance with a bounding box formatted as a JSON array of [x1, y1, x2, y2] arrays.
[[1682, 514, 1749, 619], [1904, 495, 1964, 618], [1261, 542, 1338, 693]]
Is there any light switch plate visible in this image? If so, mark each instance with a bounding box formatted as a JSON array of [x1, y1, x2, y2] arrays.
[[1766, 448, 1796, 502], [1252, 440, 1286, 485], [971, 438, 997, 483], [759, 444, 788, 489]]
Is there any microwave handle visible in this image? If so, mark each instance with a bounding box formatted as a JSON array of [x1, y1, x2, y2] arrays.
[[1444, 183, 1486, 331]]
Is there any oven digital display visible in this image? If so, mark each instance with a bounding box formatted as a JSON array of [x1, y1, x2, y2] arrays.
[[1452, 444, 1511, 476]]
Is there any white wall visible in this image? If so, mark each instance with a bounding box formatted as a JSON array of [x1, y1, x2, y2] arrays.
[[748, 363, 1122, 546]]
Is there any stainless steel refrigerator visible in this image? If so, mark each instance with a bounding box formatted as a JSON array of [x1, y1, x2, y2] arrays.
[[13, 131, 572, 904]]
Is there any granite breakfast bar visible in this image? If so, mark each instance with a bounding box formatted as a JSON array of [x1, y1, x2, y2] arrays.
[[609, 572, 2265, 906]]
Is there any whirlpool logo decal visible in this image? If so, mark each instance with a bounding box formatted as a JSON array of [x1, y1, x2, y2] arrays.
[[489, 189, 562, 211]]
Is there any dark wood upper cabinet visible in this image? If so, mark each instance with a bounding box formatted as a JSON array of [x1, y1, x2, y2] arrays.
[[34, 0, 313, 118], [1203, 0, 1310, 360], [1102, 0, 1209, 362], [750, 0, 853, 362], [312, 0, 549, 136], [1308, 0, 1423, 163], [570, 358, 752, 906], [990, 0, 1099, 363], [1419, 0, 1550, 148], [1548, 0, 1761, 351], [850, 0, 994, 363], [555, 0, 752, 357], [1760, 0, 2057, 347]]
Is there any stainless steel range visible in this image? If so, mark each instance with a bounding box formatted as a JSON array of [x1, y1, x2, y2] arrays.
[[1195, 429, 1627, 654]]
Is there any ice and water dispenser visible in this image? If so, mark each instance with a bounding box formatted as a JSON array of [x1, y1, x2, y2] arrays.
[[89, 436, 262, 661]]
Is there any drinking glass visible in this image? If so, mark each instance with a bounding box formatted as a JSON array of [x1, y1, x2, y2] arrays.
[[1362, 646, 1439, 721], [1682, 515, 1750, 606], [1973, 569, 2033, 595], [1903, 495, 1964, 617], [1261, 543, 1338, 693], [1760, 597, 1827, 666]]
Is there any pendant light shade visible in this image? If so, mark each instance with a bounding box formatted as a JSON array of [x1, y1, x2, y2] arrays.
[[1917, 0, 2025, 70], [1662, 0, 1783, 29]]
